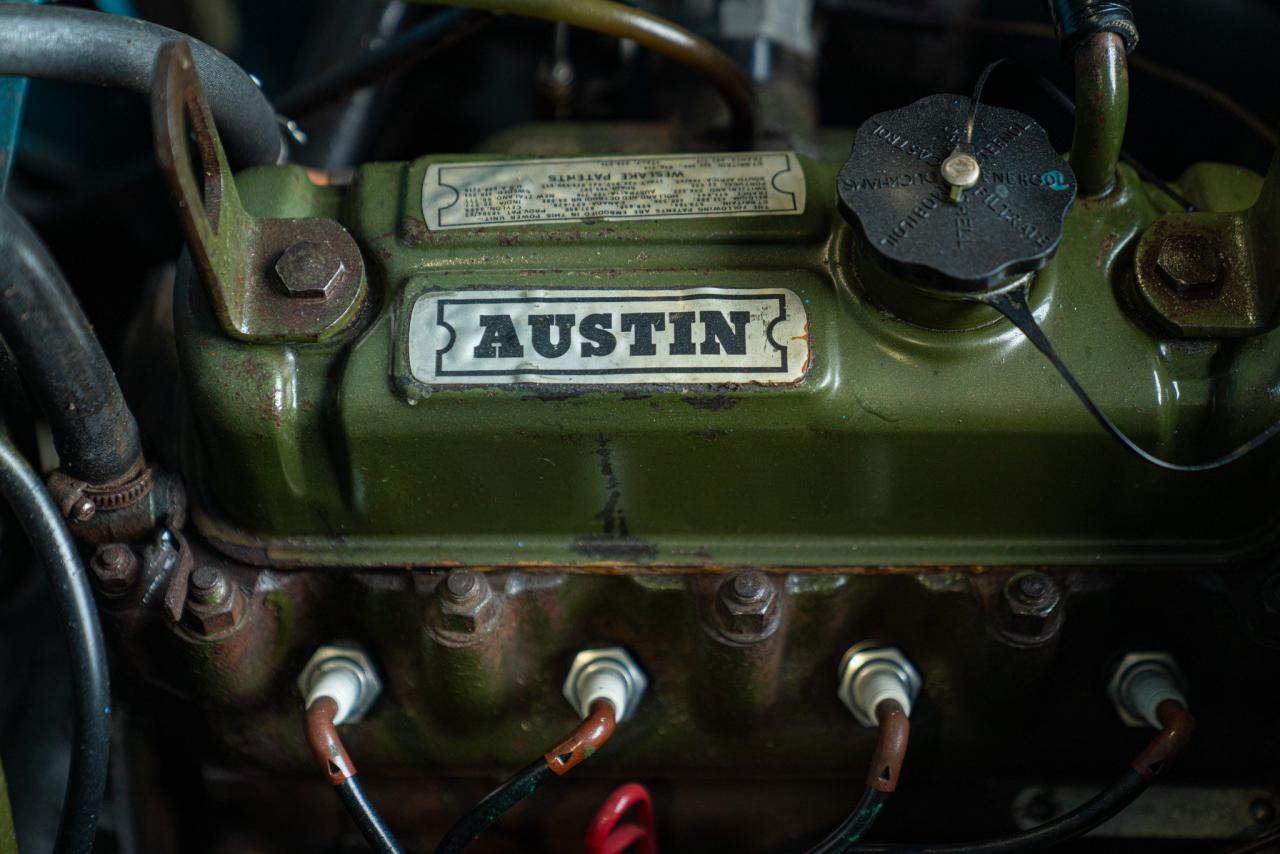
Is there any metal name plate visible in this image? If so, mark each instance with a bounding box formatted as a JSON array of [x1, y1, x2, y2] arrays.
[[421, 152, 806, 230], [406, 288, 809, 386]]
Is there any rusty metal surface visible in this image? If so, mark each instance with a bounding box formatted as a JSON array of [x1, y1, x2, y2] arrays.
[[1070, 32, 1128, 198], [1131, 150, 1280, 337], [93, 561, 1255, 779], [151, 41, 366, 343], [44, 459, 181, 546], [994, 571, 1064, 647], [91, 552, 1280, 851]]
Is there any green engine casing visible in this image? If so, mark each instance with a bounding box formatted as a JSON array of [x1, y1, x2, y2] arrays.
[[173, 146, 1280, 570]]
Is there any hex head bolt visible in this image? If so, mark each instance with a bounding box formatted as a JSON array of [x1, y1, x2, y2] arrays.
[[182, 565, 244, 635], [1155, 233, 1223, 299], [997, 571, 1064, 644], [89, 543, 138, 595], [432, 569, 500, 638], [713, 570, 781, 642], [273, 240, 346, 300]]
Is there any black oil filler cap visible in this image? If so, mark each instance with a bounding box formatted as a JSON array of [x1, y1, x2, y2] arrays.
[[837, 94, 1076, 293]]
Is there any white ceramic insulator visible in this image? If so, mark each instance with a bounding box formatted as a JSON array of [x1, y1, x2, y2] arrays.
[[577, 666, 629, 721], [306, 665, 363, 726], [1124, 666, 1187, 730], [856, 666, 913, 723]]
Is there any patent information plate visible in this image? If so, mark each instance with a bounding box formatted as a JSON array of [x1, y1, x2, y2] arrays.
[[421, 152, 805, 230], [406, 288, 810, 385]]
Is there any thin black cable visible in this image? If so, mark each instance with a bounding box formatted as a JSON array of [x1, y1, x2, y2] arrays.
[[336, 776, 404, 854], [0, 434, 111, 854], [850, 769, 1146, 852], [984, 285, 1280, 471], [434, 759, 555, 854], [275, 9, 490, 117], [963, 58, 1012, 146], [807, 787, 891, 853]]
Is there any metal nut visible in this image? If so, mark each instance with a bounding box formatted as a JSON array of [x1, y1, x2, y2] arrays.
[[90, 543, 138, 595], [429, 570, 500, 639], [997, 571, 1064, 643], [296, 644, 383, 724], [1155, 233, 1223, 298], [838, 641, 922, 727], [182, 565, 244, 635], [712, 570, 780, 642], [562, 646, 648, 721], [273, 240, 346, 299], [1105, 652, 1188, 728]]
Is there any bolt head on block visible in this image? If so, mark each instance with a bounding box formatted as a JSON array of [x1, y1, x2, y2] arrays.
[[431, 571, 500, 638], [273, 240, 346, 299], [1155, 233, 1223, 298], [714, 570, 780, 641], [998, 570, 1064, 642]]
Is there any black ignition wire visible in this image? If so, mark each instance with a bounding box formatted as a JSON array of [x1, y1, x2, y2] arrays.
[[304, 695, 404, 854], [805, 698, 911, 852], [434, 698, 619, 853], [0, 434, 111, 854], [849, 699, 1194, 852]]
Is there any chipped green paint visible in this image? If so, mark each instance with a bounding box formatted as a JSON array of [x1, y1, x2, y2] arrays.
[[175, 136, 1280, 570]]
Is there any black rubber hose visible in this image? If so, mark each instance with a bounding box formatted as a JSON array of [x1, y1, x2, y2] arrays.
[[275, 8, 485, 118], [0, 434, 111, 854], [336, 776, 404, 854], [0, 5, 285, 168], [851, 769, 1147, 853], [0, 202, 142, 486], [434, 759, 555, 854]]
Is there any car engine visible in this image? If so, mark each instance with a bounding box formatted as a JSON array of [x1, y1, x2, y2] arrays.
[[0, 0, 1278, 851]]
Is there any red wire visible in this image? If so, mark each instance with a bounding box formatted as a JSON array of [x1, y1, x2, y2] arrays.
[[585, 782, 657, 854]]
